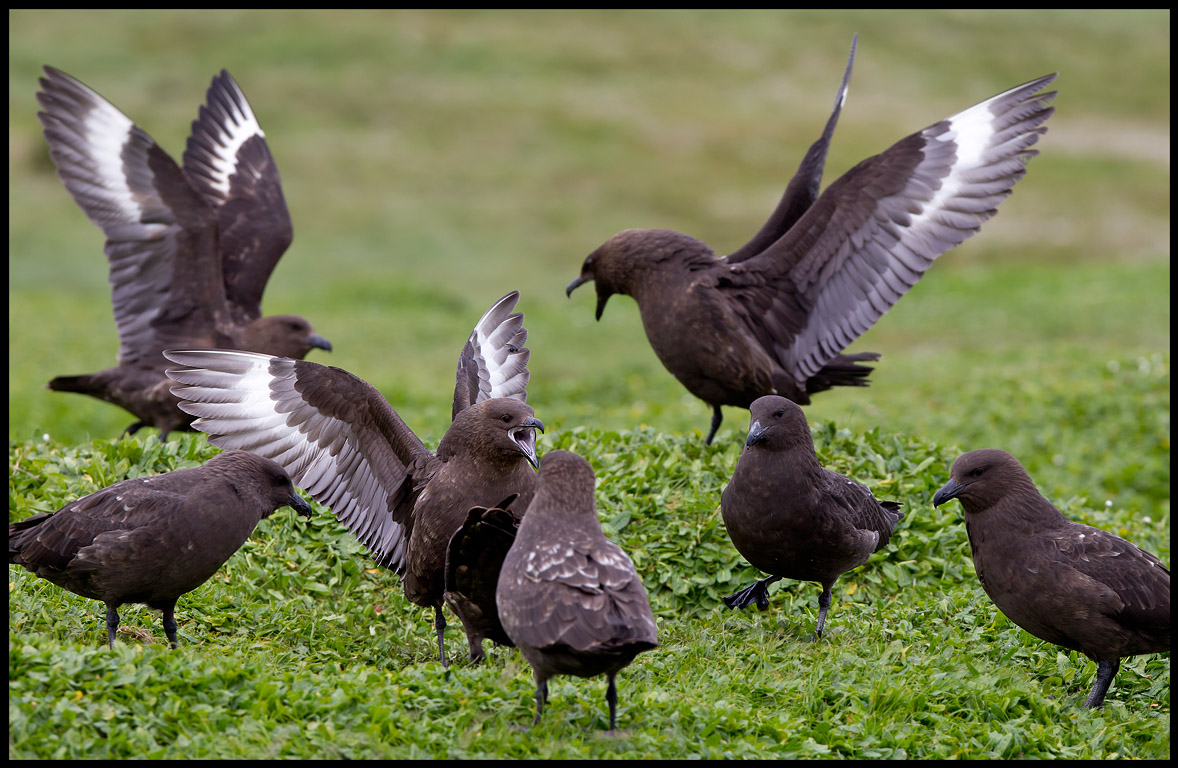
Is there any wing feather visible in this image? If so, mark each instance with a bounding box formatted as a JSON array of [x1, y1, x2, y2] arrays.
[[452, 291, 531, 419], [164, 349, 434, 572], [729, 74, 1056, 385]]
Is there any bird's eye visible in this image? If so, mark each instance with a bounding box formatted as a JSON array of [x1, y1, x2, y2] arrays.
[[500, 414, 512, 423], [968, 468, 984, 478], [774, 410, 785, 418]]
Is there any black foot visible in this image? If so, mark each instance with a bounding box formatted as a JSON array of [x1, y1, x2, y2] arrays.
[[722, 576, 780, 610]]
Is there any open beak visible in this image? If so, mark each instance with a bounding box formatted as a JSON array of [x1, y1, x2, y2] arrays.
[[510, 417, 545, 469], [932, 478, 965, 507], [745, 420, 768, 448], [288, 491, 314, 518]]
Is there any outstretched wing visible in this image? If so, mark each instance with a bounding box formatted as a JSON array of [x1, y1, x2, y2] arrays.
[[728, 73, 1057, 386], [452, 291, 531, 420], [37, 66, 227, 364], [164, 349, 436, 573], [726, 34, 857, 264], [182, 70, 293, 324]]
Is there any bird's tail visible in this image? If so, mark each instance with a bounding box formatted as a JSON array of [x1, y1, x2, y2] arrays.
[[805, 352, 879, 396], [881, 500, 905, 522], [47, 373, 104, 396], [9, 513, 52, 564]]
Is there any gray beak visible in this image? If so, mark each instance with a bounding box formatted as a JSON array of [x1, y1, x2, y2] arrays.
[[932, 478, 965, 508], [288, 491, 314, 518], [745, 420, 768, 447], [566, 274, 591, 297], [308, 334, 333, 352]]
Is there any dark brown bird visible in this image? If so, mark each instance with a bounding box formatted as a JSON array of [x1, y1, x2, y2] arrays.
[[443, 495, 521, 664], [164, 291, 543, 666], [8, 450, 312, 648], [497, 450, 658, 731], [567, 38, 1057, 444], [933, 449, 1170, 709], [36, 66, 331, 440], [720, 395, 903, 640]]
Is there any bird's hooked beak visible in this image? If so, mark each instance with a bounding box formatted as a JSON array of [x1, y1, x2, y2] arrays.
[[288, 491, 314, 518], [932, 478, 965, 508], [566, 273, 611, 321], [308, 333, 333, 352], [745, 420, 768, 447], [566, 274, 591, 298], [510, 416, 546, 470]]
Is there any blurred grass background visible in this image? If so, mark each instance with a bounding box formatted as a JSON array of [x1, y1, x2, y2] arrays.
[[8, 9, 1170, 502]]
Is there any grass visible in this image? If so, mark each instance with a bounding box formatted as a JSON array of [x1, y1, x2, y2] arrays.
[[7, 9, 1170, 760]]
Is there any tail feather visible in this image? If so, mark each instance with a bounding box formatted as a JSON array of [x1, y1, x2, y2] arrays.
[[805, 351, 879, 396], [47, 374, 103, 396]]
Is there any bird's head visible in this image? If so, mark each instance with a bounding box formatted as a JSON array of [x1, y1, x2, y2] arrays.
[[742, 395, 813, 453], [240, 314, 332, 360], [215, 450, 313, 519], [566, 229, 709, 320], [933, 449, 1030, 512], [442, 398, 545, 470]]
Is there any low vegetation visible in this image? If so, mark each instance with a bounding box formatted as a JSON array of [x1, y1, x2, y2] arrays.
[[8, 9, 1169, 760]]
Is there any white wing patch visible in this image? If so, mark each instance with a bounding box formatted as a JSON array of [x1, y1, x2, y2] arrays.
[[197, 75, 264, 198], [164, 348, 408, 571], [465, 291, 530, 402], [78, 93, 143, 223]]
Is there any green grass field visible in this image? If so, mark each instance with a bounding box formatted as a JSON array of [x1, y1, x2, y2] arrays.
[[8, 9, 1170, 759]]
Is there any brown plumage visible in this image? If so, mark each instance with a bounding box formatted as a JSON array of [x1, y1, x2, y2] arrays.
[[164, 292, 542, 666], [497, 450, 658, 731], [933, 449, 1170, 709], [36, 66, 330, 439], [9, 450, 312, 648], [720, 396, 903, 640], [567, 38, 1056, 444], [443, 496, 521, 664]]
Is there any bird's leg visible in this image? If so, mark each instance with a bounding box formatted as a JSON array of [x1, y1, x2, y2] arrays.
[[533, 676, 548, 726], [104, 604, 120, 649], [1084, 658, 1120, 709], [433, 605, 448, 667], [722, 575, 782, 610], [467, 637, 486, 665], [121, 421, 146, 438], [811, 584, 833, 642], [705, 405, 723, 445], [606, 672, 618, 731], [161, 602, 179, 648]]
